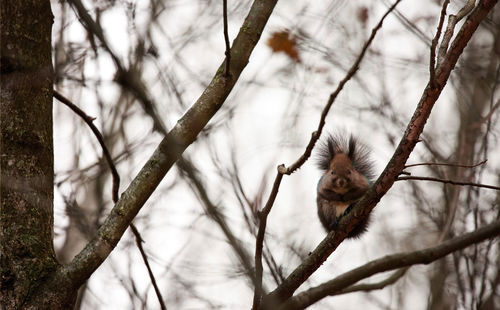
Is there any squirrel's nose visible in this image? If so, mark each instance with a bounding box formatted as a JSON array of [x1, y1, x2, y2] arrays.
[[337, 178, 347, 188]]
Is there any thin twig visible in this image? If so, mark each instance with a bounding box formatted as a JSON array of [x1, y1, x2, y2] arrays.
[[223, 0, 231, 77], [397, 175, 500, 191], [430, 0, 450, 88], [53, 90, 167, 310], [381, 0, 431, 46], [176, 158, 257, 286], [437, 0, 476, 66], [404, 159, 487, 169], [252, 166, 285, 310], [474, 100, 500, 127], [67, 0, 167, 134], [252, 2, 404, 309], [53, 90, 120, 201], [335, 267, 409, 295], [130, 224, 167, 310], [66, 0, 122, 71], [285, 0, 403, 175]]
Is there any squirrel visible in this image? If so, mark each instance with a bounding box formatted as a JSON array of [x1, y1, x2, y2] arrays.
[[316, 133, 375, 238]]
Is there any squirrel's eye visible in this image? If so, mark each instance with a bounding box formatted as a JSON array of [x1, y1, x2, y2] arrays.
[[330, 170, 335, 175]]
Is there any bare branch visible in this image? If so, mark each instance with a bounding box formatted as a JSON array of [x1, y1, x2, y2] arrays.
[[381, 0, 432, 46], [437, 0, 476, 66], [65, 0, 122, 70], [53, 90, 166, 309], [252, 166, 285, 310], [335, 268, 409, 296], [130, 224, 167, 310], [176, 158, 256, 286], [53, 90, 120, 202], [430, 0, 450, 88], [67, 0, 168, 134], [285, 0, 404, 176], [404, 159, 487, 169], [396, 175, 500, 191], [223, 0, 231, 77], [61, 0, 280, 288], [263, 0, 498, 307], [281, 220, 500, 310], [253, 2, 404, 309], [475, 99, 500, 127]]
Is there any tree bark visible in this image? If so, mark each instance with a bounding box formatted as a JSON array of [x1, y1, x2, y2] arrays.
[[0, 0, 75, 308]]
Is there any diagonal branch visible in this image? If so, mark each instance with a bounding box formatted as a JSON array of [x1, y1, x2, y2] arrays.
[[437, 0, 477, 66], [53, 90, 120, 202], [253, 1, 404, 308], [285, 0, 404, 176], [223, 0, 231, 76], [429, 0, 450, 88], [281, 220, 500, 310], [263, 0, 498, 307], [67, 0, 167, 134], [129, 224, 167, 310], [59, 0, 280, 289]]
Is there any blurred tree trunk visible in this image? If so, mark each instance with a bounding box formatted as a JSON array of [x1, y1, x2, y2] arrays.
[[56, 157, 109, 310], [427, 21, 500, 310], [427, 260, 456, 310], [56, 174, 105, 310], [0, 0, 76, 308]]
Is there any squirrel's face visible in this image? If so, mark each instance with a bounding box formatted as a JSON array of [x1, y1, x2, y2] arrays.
[[324, 153, 355, 194], [324, 170, 351, 194]]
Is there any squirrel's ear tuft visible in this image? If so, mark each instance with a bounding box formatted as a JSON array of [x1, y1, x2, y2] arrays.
[[316, 132, 376, 182], [316, 134, 337, 171], [348, 135, 356, 159]]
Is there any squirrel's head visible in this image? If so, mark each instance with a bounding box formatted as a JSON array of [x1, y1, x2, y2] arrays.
[[316, 133, 356, 171], [324, 153, 355, 194], [316, 132, 376, 185]]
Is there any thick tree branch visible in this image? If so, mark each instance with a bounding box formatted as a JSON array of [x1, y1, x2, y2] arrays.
[[263, 0, 498, 307], [59, 0, 280, 288], [281, 220, 500, 310]]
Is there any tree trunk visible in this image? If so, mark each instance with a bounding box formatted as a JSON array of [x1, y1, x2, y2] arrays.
[[0, 0, 75, 308]]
